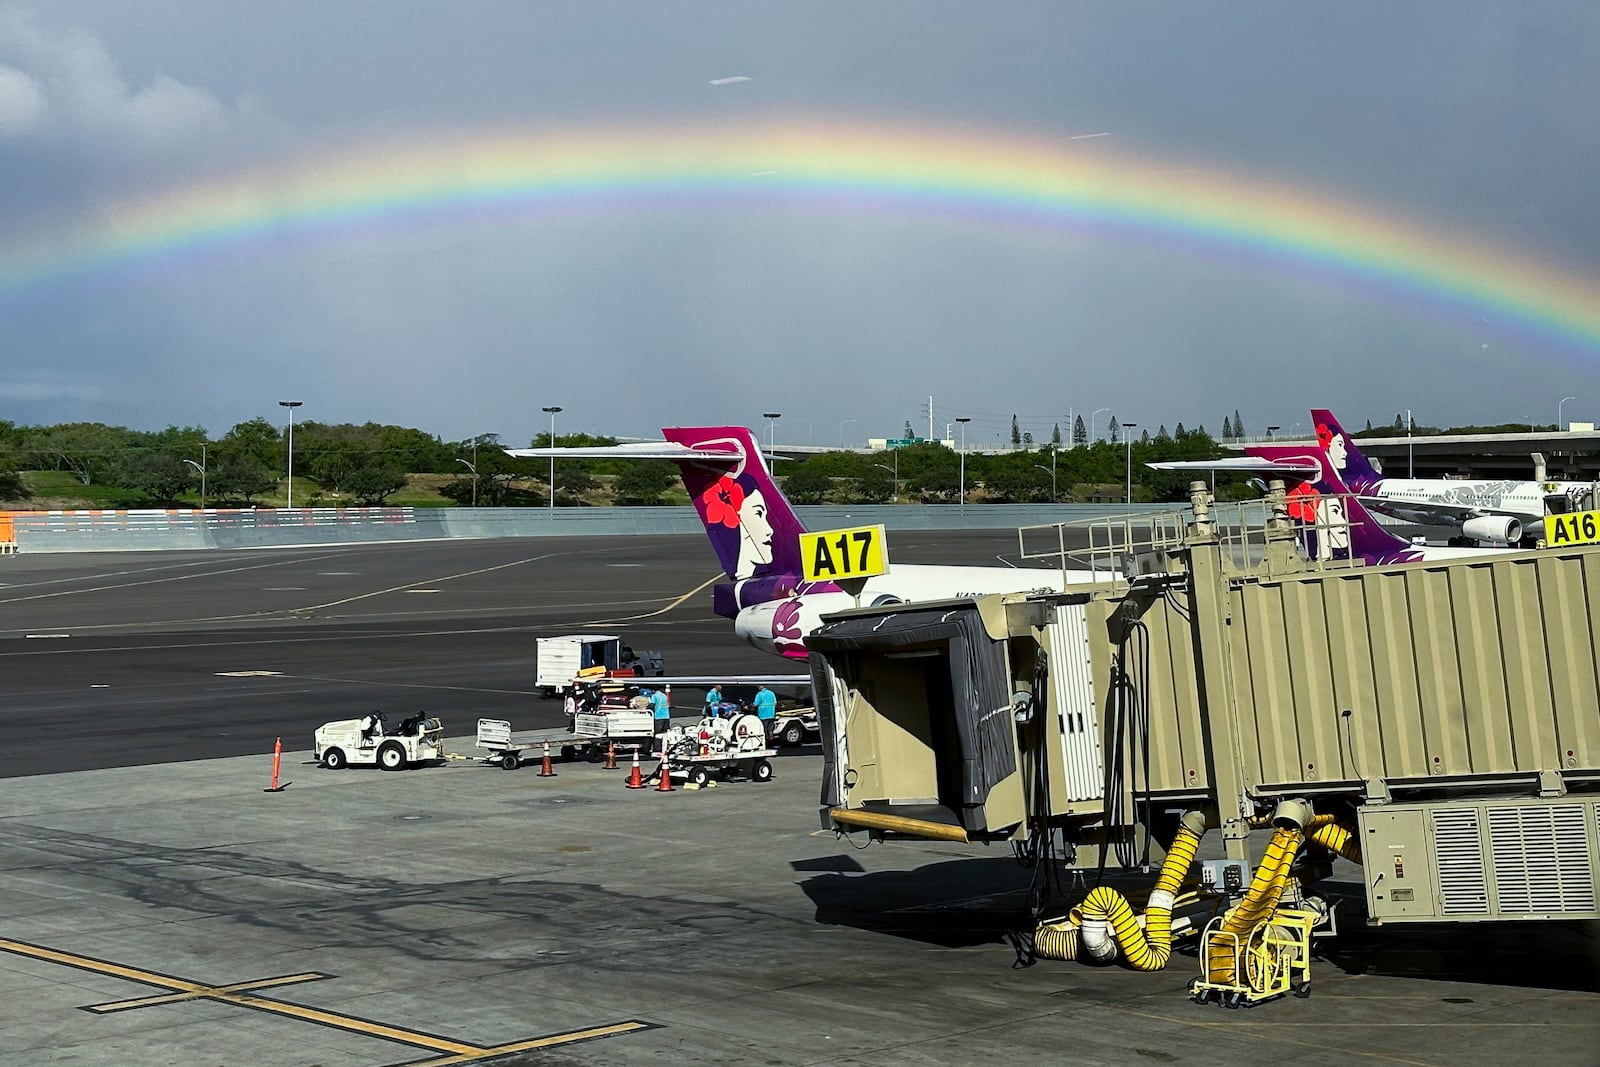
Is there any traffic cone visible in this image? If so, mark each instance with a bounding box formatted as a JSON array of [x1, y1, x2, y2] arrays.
[[624, 749, 646, 789], [537, 740, 557, 778], [604, 741, 618, 770], [655, 753, 675, 792]]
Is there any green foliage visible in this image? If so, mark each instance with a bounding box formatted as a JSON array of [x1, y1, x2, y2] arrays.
[[107, 450, 195, 505], [780, 463, 833, 504], [614, 460, 676, 505], [344, 459, 410, 505], [210, 458, 277, 503]]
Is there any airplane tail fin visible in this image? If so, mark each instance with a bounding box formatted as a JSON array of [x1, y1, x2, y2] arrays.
[[1310, 408, 1383, 494], [660, 427, 806, 583], [1248, 443, 1418, 564]]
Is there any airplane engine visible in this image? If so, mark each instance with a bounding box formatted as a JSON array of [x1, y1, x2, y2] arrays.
[[1461, 515, 1521, 545], [733, 592, 863, 657]]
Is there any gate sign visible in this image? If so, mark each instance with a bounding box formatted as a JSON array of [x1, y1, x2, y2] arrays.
[[1545, 510, 1600, 547], [801, 524, 889, 583]]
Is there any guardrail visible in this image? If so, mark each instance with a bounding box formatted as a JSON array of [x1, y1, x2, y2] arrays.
[[0, 502, 1179, 554]]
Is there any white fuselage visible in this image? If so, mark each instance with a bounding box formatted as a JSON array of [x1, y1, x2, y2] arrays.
[[1373, 477, 1595, 523], [733, 562, 1111, 658]]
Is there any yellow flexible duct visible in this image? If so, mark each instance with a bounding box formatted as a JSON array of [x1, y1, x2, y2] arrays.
[[1308, 820, 1362, 864], [1062, 812, 1207, 970], [1204, 826, 1304, 985]]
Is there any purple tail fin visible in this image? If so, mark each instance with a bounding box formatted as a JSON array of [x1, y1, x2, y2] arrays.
[[660, 427, 807, 585], [1309, 409, 1383, 494], [1248, 442, 1422, 565]]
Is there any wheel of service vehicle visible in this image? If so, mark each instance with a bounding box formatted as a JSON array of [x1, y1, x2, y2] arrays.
[[687, 765, 711, 787], [500, 753, 520, 770], [560, 745, 577, 762], [322, 748, 347, 770], [780, 720, 805, 747], [752, 758, 773, 783], [378, 742, 407, 771]]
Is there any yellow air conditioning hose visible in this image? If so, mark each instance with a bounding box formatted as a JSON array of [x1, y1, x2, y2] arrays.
[[1040, 811, 1207, 970], [1308, 819, 1362, 864], [1204, 825, 1304, 985]]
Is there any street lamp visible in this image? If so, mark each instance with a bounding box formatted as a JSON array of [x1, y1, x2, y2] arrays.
[[541, 406, 562, 512], [873, 460, 898, 502], [763, 412, 782, 461], [838, 419, 857, 448], [1123, 422, 1138, 504], [456, 459, 478, 507], [1406, 408, 1413, 478], [183, 443, 206, 510], [955, 417, 971, 507], [1559, 396, 1576, 431], [1266, 425, 1280, 441], [1034, 461, 1057, 503], [1091, 407, 1110, 444], [277, 401, 302, 508]]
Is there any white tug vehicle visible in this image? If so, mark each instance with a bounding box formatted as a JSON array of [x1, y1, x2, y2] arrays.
[[315, 711, 444, 771]]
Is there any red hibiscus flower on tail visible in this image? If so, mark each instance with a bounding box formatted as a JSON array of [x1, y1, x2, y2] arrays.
[[702, 476, 744, 528], [1286, 481, 1320, 522]]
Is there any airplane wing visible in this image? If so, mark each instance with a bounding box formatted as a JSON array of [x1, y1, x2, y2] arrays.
[[1146, 457, 1321, 473], [505, 442, 741, 463]]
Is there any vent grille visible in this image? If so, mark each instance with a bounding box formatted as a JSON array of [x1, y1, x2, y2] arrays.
[[1432, 808, 1487, 915], [1488, 805, 1595, 915], [1050, 604, 1103, 802]]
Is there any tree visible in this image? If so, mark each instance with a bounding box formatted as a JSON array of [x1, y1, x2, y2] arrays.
[[1108, 416, 1121, 444], [856, 467, 893, 503], [1394, 413, 1405, 430], [1073, 415, 1087, 446], [781, 463, 833, 504], [1222, 415, 1234, 441], [107, 450, 194, 504], [0, 443, 26, 501], [1365, 418, 1373, 432], [1010, 415, 1022, 449], [209, 457, 276, 503], [903, 420, 915, 439], [1051, 423, 1062, 447], [345, 458, 409, 505], [1157, 425, 1170, 441], [1022, 430, 1034, 449], [219, 417, 283, 470], [614, 461, 676, 504], [1233, 409, 1245, 438], [1141, 429, 1151, 444]]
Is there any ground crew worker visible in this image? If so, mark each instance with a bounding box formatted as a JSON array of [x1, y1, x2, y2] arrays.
[[704, 684, 723, 718], [753, 685, 777, 740], [649, 686, 671, 735]]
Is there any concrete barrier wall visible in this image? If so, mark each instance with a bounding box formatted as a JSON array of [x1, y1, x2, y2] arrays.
[[2, 502, 1178, 553]]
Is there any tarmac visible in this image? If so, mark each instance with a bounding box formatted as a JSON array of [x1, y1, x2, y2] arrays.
[[2, 535, 1599, 1066]]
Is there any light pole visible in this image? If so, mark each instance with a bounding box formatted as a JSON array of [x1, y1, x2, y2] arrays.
[[1123, 422, 1138, 504], [1091, 407, 1110, 444], [456, 459, 478, 507], [1034, 461, 1056, 503], [838, 419, 856, 448], [873, 460, 898, 502], [183, 443, 206, 509], [1559, 396, 1576, 431], [541, 406, 562, 512], [1406, 408, 1413, 477], [763, 412, 782, 461], [1266, 424, 1280, 441], [278, 401, 302, 508], [955, 417, 971, 507]]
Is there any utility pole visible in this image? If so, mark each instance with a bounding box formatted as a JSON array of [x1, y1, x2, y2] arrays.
[[955, 417, 971, 508], [278, 401, 302, 508], [541, 406, 562, 512], [1124, 422, 1138, 504]]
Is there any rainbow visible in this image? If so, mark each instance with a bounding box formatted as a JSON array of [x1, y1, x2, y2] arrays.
[[5, 120, 1600, 357]]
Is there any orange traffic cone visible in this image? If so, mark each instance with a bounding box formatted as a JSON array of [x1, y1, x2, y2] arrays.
[[604, 741, 618, 770], [624, 750, 646, 789], [263, 736, 290, 793], [655, 752, 675, 792], [537, 740, 557, 778]]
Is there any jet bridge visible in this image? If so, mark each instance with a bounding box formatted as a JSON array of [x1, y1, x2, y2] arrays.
[[808, 482, 1600, 934]]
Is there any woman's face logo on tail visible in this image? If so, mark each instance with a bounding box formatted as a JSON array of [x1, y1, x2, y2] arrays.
[[1317, 423, 1348, 472], [736, 487, 774, 578]]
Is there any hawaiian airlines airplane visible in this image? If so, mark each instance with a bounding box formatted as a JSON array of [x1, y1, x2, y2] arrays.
[[1244, 409, 1596, 547], [508, 427, 1110, 659]]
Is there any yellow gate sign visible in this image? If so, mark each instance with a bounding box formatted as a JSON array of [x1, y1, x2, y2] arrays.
[[801, 524, 889, 583], [1545, 510, 1600, 547]]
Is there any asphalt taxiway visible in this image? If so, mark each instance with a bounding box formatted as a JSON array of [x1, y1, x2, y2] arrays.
[[1, 534, 1597, 1066]]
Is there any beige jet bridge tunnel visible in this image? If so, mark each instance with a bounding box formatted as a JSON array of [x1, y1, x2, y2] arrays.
[[806, 483, 1600, 937]]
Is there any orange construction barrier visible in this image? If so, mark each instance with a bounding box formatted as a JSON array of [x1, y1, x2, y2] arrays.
[[537, 741, 557, 778], [624, 750, 646, 789]]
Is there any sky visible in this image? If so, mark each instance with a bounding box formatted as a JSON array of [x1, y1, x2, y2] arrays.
[[2, 2, 1599, 449]]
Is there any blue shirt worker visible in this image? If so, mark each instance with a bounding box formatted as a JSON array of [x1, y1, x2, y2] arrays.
[[704, 685, 723, 717], [649, 687, 671, 735], [753, 686, 778, 739]]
